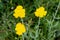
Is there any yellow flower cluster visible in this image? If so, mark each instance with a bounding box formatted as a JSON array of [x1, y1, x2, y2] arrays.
[[13, 5, 25, 18], [34, 7, 47, 18], [15, 23, 26, 35], [13, 5, 47, 36]]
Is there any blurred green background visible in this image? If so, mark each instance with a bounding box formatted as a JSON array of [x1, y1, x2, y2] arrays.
[[0, 0, 60, 40]]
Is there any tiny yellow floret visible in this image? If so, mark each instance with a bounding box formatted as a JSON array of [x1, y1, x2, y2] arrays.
[[34, 7, 47, 18], [13, 5, 25, 18], [15, 23, 26, 35]]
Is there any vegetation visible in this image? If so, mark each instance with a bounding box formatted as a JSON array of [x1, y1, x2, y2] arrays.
[[0, 0, 60, 40]]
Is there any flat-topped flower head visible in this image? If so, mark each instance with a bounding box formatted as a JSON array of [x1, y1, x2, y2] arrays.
[[15, 23, 26, 35], [34, 7, 47, 18], [13, 5, 25, 18]]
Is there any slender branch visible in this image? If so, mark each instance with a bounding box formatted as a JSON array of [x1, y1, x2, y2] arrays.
[[38, 18, 40, 26], [21, 18, 24, 40], [54, 2, 60, 19], [21, 18, 24, 23]]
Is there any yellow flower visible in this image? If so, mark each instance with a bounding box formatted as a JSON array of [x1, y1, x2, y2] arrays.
[[15, 23, 26, 35], [34, 7, 47, 18], [13, 5, 25, 18]]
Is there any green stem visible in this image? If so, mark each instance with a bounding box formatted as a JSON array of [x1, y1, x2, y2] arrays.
[[22, 34, 24, 40], [53, 2, 60, 19], [37, 18, 40, 28], [34, 18, 40, 40], [21, 18, 24, 23], [21, 18, 24, 40]]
